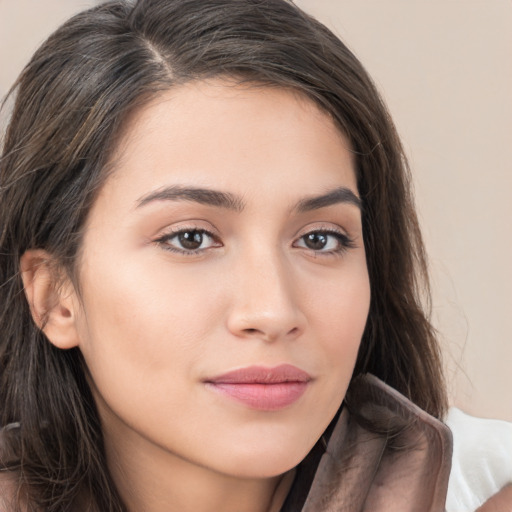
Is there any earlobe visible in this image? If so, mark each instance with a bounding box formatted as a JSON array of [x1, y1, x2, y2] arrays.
[[20, 249, 80, 350]]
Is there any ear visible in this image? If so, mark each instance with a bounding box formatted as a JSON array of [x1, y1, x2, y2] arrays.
[[20, 249, 80, 349]]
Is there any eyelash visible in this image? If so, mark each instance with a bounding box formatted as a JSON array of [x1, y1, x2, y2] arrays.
[[154, 227, 356, 257], [155, 227, 221, 255], [293, 228, 356, 256]]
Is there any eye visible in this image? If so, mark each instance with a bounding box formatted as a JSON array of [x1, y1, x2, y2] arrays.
[[294, 230, 355, 254], [156, 229, 220, 254]]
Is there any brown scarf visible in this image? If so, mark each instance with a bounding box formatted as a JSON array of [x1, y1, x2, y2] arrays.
[[282, 374, 453, 512]]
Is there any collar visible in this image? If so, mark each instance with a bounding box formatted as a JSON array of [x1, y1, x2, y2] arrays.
[[282, 374, 453, 512]]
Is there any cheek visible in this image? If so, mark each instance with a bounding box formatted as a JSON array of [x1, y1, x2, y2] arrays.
[[307, 260, 370, 346], [74, 254, 220, 396], [306, 262, 370, 393]]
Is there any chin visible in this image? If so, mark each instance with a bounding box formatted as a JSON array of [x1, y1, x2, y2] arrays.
[[216, 433, 318, 479]]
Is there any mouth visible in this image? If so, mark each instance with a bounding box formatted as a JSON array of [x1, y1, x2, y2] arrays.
[[204, 364, 312, 411]]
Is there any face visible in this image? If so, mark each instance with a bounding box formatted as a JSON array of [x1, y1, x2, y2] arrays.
[[72, 80, 370, 479]]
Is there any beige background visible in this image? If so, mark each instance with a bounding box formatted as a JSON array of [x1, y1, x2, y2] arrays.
[[1, 0, 511, 421]]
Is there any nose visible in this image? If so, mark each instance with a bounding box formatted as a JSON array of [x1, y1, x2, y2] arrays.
[[226, 249, 306, 343]]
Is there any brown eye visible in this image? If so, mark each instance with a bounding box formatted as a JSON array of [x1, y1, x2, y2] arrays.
[[303, 232, 328, 250], [294, 230, 355, 255], [178, 231, 204, 250], [157, 228, 220, 254]]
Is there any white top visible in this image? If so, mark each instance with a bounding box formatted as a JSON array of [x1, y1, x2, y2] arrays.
[[445, 407, 512, 511]]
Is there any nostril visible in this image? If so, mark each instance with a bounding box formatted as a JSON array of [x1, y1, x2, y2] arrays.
[[241, 326, 300, 339]]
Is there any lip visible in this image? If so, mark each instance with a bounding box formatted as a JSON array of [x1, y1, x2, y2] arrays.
[[204, 364, 311, 411]]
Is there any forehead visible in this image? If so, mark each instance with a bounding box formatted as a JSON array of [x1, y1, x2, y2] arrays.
[[102, 79, 357, 208]]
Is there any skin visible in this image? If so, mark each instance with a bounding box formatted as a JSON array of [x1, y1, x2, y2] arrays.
[[477, 484, 512, 512], [22, 81, 371, 512]]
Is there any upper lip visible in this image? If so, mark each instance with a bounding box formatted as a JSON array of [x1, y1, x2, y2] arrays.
[[205, 364, 312, 384]]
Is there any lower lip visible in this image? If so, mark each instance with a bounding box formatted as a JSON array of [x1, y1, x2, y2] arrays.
[[206, 382, 308, 411]]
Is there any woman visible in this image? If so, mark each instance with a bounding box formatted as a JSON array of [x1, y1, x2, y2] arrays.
[[0, 1, 509, 511]]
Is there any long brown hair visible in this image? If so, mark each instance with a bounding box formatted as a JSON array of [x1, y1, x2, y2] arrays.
[[0, 0, 447, 509]]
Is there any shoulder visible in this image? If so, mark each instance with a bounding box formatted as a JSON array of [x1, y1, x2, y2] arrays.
[[445, 408, 512, 511], [0, 423, 21, 512], [0, 472, 18, 512]]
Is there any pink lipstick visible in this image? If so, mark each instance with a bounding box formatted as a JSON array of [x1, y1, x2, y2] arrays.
[[204, 364, 311, 411]]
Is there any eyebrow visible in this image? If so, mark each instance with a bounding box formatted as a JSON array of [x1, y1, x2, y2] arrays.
[[136, 185, 361, 212], [295, 186, 362, 212], [136, 185, 245, 212]]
